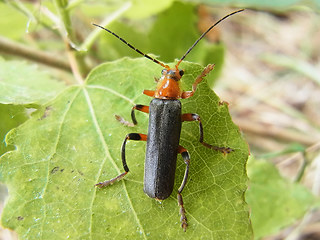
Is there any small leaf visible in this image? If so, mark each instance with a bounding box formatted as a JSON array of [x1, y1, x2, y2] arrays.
[[124, 0, 175, 19], [81, 0, 175, 20], [0, 58, 251, 239], [0, 3, 28, 39], [148, 1, 225, 86], [0, 59, 66, 105], [246, 157, 318, 239]]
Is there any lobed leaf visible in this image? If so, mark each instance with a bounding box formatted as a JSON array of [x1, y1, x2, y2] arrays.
[[0, 58, 251, 239], [246, 157, 318, 239]]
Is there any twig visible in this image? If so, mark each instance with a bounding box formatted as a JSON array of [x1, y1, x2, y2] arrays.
[[46, 1, 86, 83], [0, 36, 71, 72]]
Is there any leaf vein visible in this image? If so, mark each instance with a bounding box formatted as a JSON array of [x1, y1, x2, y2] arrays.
[[86, 85, 135, 105], [83, 87, 147, 239], [39, 87, 81, 236]]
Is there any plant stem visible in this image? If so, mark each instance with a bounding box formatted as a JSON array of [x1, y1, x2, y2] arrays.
[[0, 36, 71, 72], [53, 0, 89, 80], [54, 0, 74, 40]]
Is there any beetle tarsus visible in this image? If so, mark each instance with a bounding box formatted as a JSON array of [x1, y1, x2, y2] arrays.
[[95, 172, 128, 188], [115, 115, 135, 127], [175, 146, 190, 231], [201, 142, 234, 154], [178, 193, 188, 232]]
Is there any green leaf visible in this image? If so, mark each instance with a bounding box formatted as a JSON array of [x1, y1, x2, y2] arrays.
[[148, 1, 225, 86], [0, 59, 66, 105], [246, 157, 318, 239], [80, 0, 174, 20], [124, 0, 174, 19], [0, 2, 28, 40], [0, 58, 251, 239], [0, 104, 29, 156], [0, 60, 64, 157], [148, 1, 199, 62]]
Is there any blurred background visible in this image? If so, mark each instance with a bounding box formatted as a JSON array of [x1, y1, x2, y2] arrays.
[[0, 0, 320, 239]]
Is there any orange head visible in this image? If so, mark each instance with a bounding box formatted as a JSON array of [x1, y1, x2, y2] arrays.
[[154, 68, 184, 99]]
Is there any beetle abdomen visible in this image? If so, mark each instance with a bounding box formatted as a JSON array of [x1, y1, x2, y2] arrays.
[[143, 98, 182, 200]]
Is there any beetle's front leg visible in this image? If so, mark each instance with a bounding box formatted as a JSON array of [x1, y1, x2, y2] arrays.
[[95, 133, 147, 188], [181, 113, 233, 154], [181, 64, 214, 99], [115, 104, 149, 127]]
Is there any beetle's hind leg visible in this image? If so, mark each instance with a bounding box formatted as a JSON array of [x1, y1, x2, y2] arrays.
[[181, 113, 233, 154], [95, 133, 147, 188], [115, 105, 149, 127], [177, 145, 190, 232]]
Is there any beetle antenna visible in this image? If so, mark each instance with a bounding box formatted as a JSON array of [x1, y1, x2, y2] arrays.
[[176, 9, 244, 68], [93, 23, 170, 69]]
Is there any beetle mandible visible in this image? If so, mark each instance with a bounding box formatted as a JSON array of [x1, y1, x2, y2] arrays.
[[93, 9, 244, 231]]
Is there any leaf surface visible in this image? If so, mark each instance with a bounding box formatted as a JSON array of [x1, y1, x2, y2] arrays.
[[0, 59, 66, 105], [0, 58, 251, 239], [0, 104, 29, 156], [0, 3, 28, 39]]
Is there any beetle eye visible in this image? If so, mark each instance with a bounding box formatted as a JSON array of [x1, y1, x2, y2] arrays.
[[179, 70, 184, 77], [161, 69, 167, 75]]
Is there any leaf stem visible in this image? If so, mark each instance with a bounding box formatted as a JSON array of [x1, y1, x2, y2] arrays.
[[54, 0, 74, 40], [294, 152, 307, 183], [53, 0, 88, 82]]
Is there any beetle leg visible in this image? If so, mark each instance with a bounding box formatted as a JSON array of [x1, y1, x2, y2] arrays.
[[181, 64, 214, 99], [115, 105, 149, 127], [130, 105, 149, 125], [181, 113, 233, 154], [143, 90, 155, 97], [95, 133, 147, 188], [177, 145, 190, 232]]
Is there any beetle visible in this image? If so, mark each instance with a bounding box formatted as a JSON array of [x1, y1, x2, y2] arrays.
[[93, 9, 244, 231]]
